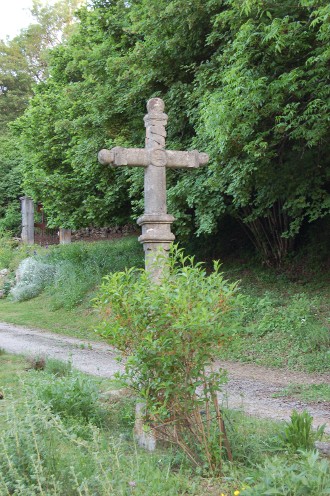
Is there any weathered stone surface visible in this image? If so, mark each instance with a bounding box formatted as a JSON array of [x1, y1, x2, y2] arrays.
[[98, 97, 209, 282], [20, 196, 34, 245], [134, 402, 157, 451], [59, 228, 72, 245]]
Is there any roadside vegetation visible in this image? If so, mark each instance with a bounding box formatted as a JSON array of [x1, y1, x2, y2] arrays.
[[0, 352, 329, 495], [1, 235, 329, 374]]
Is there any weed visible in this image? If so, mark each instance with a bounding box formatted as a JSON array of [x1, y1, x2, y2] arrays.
[[44, 358, 72, 377], [26, 354, 46, 371], [33, 372, 105, 425], [0, 384, 199, 495], [241, 450, 330, 495], [274, 383, 330, 403], [280, 410, 325, 452]]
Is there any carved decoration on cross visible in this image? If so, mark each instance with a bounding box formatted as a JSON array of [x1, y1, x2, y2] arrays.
[[98, 97, 209, 281]]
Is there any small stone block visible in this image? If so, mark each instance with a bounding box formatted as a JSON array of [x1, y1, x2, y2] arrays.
[[134, 402, 157, 451]]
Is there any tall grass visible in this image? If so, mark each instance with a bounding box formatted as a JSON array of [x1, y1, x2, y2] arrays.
[[0, 364, 197, 496]]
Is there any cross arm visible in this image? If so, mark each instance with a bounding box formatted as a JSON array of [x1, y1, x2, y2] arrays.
[[165, 150, 209, 169], [98, 146, 209, 169], [98, 147, 148, 167]]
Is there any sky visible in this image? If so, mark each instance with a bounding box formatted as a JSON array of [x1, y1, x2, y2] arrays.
[[0, 0, 52, 40]]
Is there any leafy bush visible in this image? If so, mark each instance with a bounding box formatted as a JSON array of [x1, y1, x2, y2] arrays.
[[7, 238, 143, 308], [241, 451, 330, 495], [0, 234, 21, 270], [280, 410, 325, 452], [226, 288, 330, 372], [45, 357, 73, 377], [95, 246, 238, 472]]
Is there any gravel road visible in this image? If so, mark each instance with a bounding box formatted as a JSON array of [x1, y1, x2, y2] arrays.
[[1, 321, 329, 433]]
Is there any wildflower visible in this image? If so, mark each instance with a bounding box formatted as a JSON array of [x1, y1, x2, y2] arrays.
[[234, 491, 240, 496]]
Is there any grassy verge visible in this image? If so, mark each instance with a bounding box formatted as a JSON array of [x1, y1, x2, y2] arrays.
[[274, 383, 330, 403], [0, 237, 329, 373], [221, 261, 330, 373], [1, 353, 329, 496], [0, 295, 101, 339]]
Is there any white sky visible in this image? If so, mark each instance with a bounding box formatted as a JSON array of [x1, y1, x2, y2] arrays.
[[0, 0, 54, 40]]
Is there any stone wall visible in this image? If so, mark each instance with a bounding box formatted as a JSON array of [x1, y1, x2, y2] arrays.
[[71, 224, 138, 242]]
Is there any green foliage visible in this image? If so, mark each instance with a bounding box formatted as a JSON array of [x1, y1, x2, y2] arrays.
[[275, 383, 330, 404], [95, 246, 238, 472], [31, 356, 73, 377], [11, 256, 56, 301], [241, 450, 330, 495], [14, 0, 330, 264], [0, 234, 27, 270], [0, 392, 196, 495], [0, 0, 86, 233], [34, 372, 105, 425], [222, 281, 330, 372], [193, 0, 330, 264], [8, 237, 143, 307], [280, 410, 325, 452]]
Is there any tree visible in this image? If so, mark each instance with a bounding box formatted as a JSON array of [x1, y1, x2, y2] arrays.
[[0, 0, 85, 233], [17, 0, 330, 263], [18, 0, 220, 228], [190, 0, 330, 264]]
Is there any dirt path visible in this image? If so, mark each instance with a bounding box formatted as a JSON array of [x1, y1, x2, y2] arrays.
[[1, 321, 329, 433]]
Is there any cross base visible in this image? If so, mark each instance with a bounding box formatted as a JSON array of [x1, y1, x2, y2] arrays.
[[137, 213, 175, 281]]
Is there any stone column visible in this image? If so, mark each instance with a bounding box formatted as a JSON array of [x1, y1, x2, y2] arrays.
[[20, 196, 34, 245], [59, 228, 72, 244], [137, 98, 175, 281]]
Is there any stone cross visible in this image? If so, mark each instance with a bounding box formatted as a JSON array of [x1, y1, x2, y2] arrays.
[[98, 98, 208, 281]]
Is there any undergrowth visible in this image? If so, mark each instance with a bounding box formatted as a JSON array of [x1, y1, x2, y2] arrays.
[[1, 235, 329, 374], [7, 237, 143, 309], [1, 353, 329, 496], [220, 262, 330, 373]]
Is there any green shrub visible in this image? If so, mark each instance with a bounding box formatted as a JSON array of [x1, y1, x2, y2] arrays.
[[280, 410, 325, 452], [8, 237, 144, 308], [0, 234, 20, 269], [95, 246, 238, 473], [241, 451, 330, 495]]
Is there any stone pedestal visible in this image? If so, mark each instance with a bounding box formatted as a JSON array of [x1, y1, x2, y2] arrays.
[[20, 196, 34, 245], [137, 213, 175, 282], [59, 228, 72, 244]]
